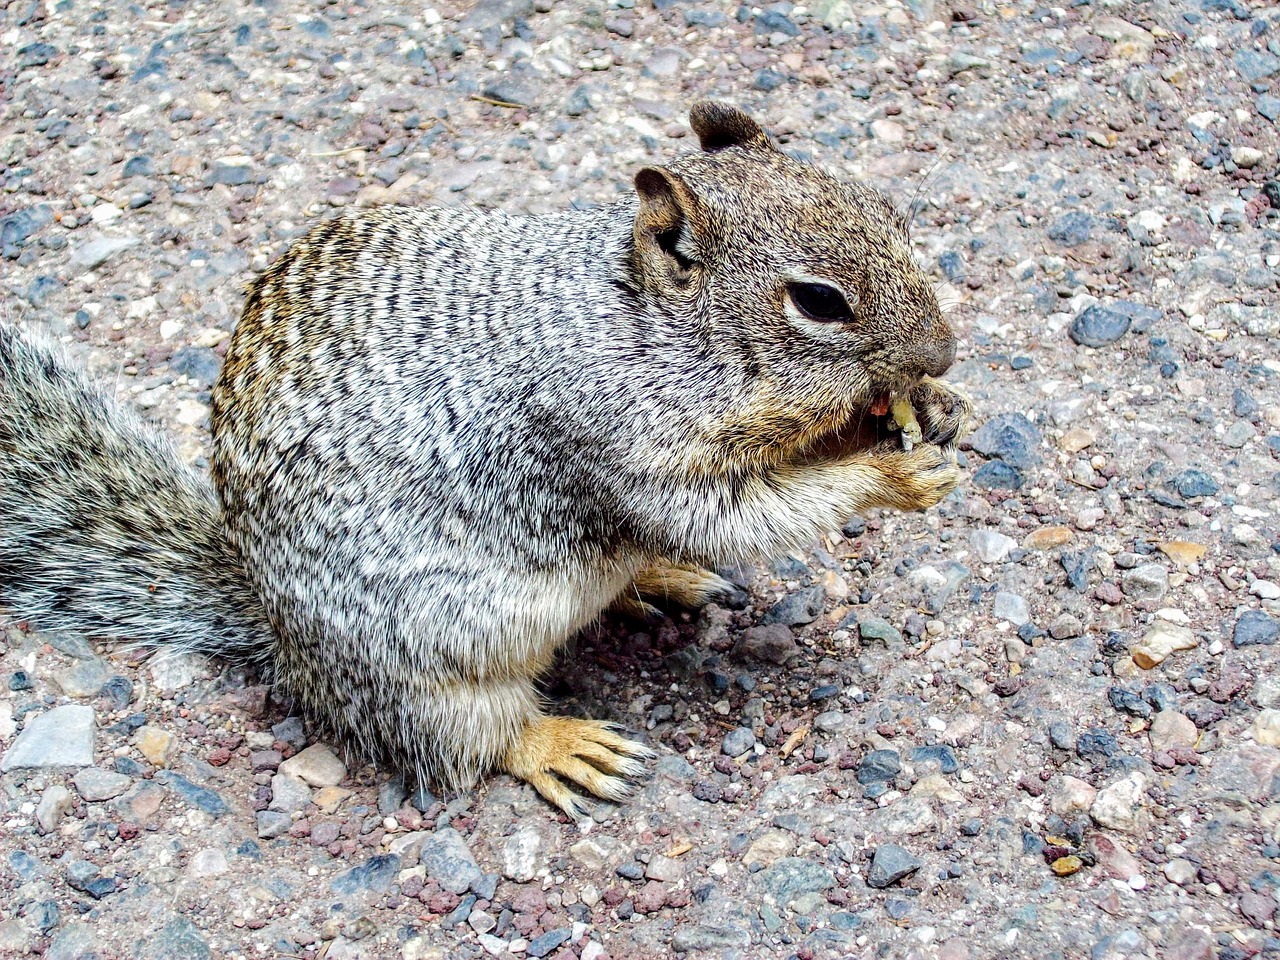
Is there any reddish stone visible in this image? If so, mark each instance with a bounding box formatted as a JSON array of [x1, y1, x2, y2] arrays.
[[426, 891, 460, 914], [206, 747, 232, 767], [632, 881, 668, 915], [511, 888, 547, 915]]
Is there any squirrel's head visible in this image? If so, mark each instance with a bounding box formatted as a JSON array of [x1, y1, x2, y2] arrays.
[[629, 101, 957, 458]]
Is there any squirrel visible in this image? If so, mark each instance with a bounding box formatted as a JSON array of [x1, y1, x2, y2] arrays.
[[0, 102, 971, 816]]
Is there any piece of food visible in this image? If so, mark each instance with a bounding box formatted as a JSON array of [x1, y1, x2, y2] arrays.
[[888, 395, 923, 451]]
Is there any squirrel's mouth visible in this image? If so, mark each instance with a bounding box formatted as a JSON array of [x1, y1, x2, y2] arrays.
[[795, 392, 908, 465]]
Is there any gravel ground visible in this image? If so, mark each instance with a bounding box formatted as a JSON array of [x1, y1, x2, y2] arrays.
[[3, 0, 1280, 958]]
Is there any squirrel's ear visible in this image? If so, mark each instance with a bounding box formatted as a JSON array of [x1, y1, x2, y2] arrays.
[[689, 101, 774, 153], [632, 166, 702, 285]]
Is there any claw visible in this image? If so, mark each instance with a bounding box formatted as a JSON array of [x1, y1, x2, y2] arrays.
[[503, 717, 655, 818]]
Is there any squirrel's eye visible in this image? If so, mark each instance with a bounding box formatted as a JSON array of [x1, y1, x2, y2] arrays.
[[788, 282, 854, 323]]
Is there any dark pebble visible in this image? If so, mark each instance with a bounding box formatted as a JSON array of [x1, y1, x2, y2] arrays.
[[169, 346, 222, 386], [759, 585, 824, 626], [1069, 305, 1131, 348], [1108, 687, 1152, 718], [443, 893, 476, 928], [722, 727, 755, 756], [1143, 683, 1178, 712], [1061, 550, 1094, 591], [616, 862, 644, 880], [692, 780, 722, 803], [9, 670, 33, 691], [755, 10, 800, 35], [867, 844, 922, 888], [157, 773, 229, 817], [885, 899, 912, 920], [330, 854, 401, 895], [527, 928, 573, 958], [1234, 610, 1278, 647], [1075, 728, 1118, 758], [378, 776, 409, 815], [1168, 469, 1219, 499], [960, 819, 983, 837], [911, 745, 959, 774], [857, 749, 901, 784], [841, 517, 867, 538], [123, 155, 154, 177], [1234, 388, 1260, 418], [98, 675, 133, 710], [973, 460, 1023, 490], [1047, 211, 1092, 246], [969, 412, 1042, 468], [754, 68, 787, 92], [810, 684, 840, 702]]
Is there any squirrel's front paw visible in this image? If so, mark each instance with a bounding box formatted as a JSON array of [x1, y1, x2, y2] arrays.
[[503, 716, 655, 818], [873, 442, 962, 513], [613, 562, 749, 620], [910, 378, 974, 450]]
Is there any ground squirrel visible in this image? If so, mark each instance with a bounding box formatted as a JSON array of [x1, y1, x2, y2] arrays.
[[0, 102, 971, 816]]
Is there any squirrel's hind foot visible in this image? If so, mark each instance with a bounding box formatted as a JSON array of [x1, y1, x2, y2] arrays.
[[503, 717, 655, 818]]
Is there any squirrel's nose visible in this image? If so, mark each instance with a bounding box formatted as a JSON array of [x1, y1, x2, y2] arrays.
[[919, 335, 957, 378]]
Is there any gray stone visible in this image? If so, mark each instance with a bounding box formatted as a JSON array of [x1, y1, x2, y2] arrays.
[[1235, 48, 1280, 83], [867, 844, 922, 888], [1, 704, 95, 771], [857, 749, 901, 784], [1121, 563, 1168, 600], [1047, 211, 1093, 246], [858, 617, 903, 647], [973, 461, 1023, 490], [920, 561, 971, 615], [993, 591, 1031, 625], [144, 916, 211, 960], [45, 631, 95, 660], [278, 743, 346, 787], [722, 727, 756, 756], [269, 773, 312, 813], [756, 856, 836, 904], [732, 624, 799, 664], [1168, 469, 1218, 499], [527, 928, 572, 958], [36, 784, 74, 834], [377, 775, 409, 815], [330, 854, 401, 895], [500, 824, 542, 883], [271, 716, 306, 749], [157, 773, 228, 817], [71, 235, 141, 270], [1070, 305, 1132, 348], [148, 651, 208, 691], [969, 413, 1042, 468], [46, 922, 97, 960], [256, 810, 292, 839], [671, 922, 751, 951], [72, 767, 132, 801], [1235, 610, 1277, 647], [971, 530, 1016, 564], [1258, 94, 1280, 123], [419, 827, 482, 894], [759, 586, 825, 626], [867, 798, 935, 836], [54, 659, 108, 697]]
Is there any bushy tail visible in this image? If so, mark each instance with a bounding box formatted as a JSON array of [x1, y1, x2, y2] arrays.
[[0, 321, 273, 663]]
